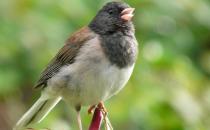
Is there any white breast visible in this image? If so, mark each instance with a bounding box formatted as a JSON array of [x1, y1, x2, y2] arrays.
[[47, 36, 135, 106]]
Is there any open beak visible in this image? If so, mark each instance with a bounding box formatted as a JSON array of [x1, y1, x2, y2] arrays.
[[121, 8, 135, 21]]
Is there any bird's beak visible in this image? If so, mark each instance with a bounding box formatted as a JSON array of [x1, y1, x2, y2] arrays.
[[121, 8, 135, 21]]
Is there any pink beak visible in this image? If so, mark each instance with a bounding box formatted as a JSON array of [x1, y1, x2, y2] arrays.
[[121, 8, 135, 21]]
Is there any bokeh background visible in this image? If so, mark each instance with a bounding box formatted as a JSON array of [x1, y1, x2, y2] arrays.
[[0, 0, 210, 130]]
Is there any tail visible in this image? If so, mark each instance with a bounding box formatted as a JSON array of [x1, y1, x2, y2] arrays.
[[13, 95, 62, 130]]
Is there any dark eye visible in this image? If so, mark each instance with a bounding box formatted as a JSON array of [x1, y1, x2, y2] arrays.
[[108, 10, 114, 14]]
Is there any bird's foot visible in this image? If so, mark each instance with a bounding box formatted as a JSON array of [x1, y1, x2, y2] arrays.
[[88, 102, 113, 130], [97, 102, 108, 116], [88, 102, 107, 115], [88, 105, 96, 114], [97, 102, 113, 130]]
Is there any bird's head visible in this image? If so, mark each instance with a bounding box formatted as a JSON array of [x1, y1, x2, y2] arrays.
[[89, 1, 135, 35]]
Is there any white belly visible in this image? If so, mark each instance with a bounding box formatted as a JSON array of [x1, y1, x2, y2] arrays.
[[47, 37, 134, 106]]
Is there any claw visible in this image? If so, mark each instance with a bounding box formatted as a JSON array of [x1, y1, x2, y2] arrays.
[[88, 105, 96, 114], [97, 102, 108, 116], [97, 102, 113, 130], [89, 102, 113, 130]]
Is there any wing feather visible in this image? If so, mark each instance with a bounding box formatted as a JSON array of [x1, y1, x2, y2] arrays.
[[34, 27, 95, 89]]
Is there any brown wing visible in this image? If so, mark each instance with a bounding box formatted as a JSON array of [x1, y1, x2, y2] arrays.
[[34, 27, 96, 89]]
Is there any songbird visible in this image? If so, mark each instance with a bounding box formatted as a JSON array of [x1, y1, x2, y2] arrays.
[[14, 1, 138, 130]]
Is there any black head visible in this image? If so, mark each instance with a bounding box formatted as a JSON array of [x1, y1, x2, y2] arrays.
[[89, 1, 135, 35]]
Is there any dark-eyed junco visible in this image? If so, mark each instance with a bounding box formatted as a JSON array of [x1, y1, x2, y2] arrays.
[[14, 1, 138, 130]]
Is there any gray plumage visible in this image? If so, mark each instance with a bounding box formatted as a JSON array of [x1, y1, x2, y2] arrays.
[[35, 27, 95, 88]]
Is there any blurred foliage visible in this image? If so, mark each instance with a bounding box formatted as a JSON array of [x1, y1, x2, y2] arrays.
[[0, 0, 210, 130]]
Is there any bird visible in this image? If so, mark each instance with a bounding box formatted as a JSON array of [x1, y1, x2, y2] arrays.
[[14, 1, 138, 130]]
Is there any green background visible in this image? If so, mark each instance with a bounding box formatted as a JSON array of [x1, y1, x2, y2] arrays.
[[0, 0, 210, 130]]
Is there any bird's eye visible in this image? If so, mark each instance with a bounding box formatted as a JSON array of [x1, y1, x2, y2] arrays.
[[108, 10, 113, 14]]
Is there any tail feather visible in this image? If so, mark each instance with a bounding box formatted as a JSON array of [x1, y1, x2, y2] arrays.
[[14, 96, 61, 130]]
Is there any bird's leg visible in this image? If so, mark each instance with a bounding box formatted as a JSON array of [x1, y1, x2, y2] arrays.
[[76, 105, 83, 130], [88, 105, 96, 114]]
